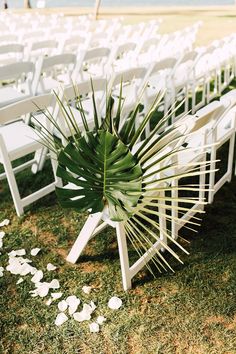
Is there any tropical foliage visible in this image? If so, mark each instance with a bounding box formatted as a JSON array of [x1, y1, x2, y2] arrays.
[[35, 83, 209, 273]]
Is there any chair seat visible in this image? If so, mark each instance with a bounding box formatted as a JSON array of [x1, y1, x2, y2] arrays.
[[0, 121, 40, 162], [0, 87, 29, 108]]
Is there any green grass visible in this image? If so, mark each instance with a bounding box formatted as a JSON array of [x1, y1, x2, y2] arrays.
[[1, 85, 236, 353]]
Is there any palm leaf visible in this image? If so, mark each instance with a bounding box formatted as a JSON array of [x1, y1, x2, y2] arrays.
[[56, 130, 142, 221]]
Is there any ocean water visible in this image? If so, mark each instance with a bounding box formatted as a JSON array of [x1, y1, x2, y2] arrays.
[[5, 0, 235, 8]]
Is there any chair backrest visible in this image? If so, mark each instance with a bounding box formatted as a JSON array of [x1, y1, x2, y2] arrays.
[[31, 39, 58, 52], [189, 101, 225, 134], [0, 43, 24, 55], [56, 78, 107, 115], [0, 93, 55, 126], [149, 57, 177, 76], [0, 34, 18, 44], [109, 66, 147, 89], [83, 47, 111, 62], [32, 53, 76, 94], [41, 53, 76, 70], [26, 40, 58, 62], [0, 61, 34, 82]]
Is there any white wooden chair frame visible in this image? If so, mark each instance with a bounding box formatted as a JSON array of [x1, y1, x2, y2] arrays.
[[0, 94, 61, 216]]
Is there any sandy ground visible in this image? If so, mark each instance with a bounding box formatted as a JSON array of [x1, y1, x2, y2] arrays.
[[7, 5, 236, 46]]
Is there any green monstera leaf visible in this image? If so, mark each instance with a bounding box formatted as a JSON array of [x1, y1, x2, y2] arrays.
[[56, 130, 143, 221]]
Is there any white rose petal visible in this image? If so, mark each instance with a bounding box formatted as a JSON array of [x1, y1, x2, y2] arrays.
[[8, 251, 17, 257], [66, 295, 81, 315], [0, 266, 4, 277], [31, 270, 43, 283], [19, 263, 34, 276], [0, 240, 2, 248], [16, 277, 24, 284], [18, 257, 32, 264], [0, 231, 5, 238], [82, 285, 92, 294], [58, 300, 68, 312], [46, 298, 53, 306], [90, 301, 96, 312], [51, 292, 63, 300], [55, 313, 68, 326], [89, 322, 100, 333], [108, 296, 122, 310], [30, 267, 38, 275], [96, 316, 106, 325], [30, 248, 41, 256], [0, 219, 10, 227], [29, 289, 38, 297], [49, 279, 60, 289], [73, 309, 91, 322], [15, 249, 26, 256], [37, 283, 50, 298], [47, 263, 57, 271]]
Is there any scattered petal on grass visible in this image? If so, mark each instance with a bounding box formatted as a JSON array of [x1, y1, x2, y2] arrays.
[[0, 266, 4, 277], [73, 311, 91, 322], [66, 295, 81, 315], [31, 270, 43, 283], [90, 301, 96, 312], [0, 219, 10, 227], [51, 292, 63, 300], [8, 251, 17, 257], [46, 298, 53, 306], [49, 279, 60, 289], [55, 313, 68, 326], [16, 277, 24, 285], [96, 316, 106, 325], [29, 289, 39, 297], [58, 300, 68, 312], [82, 285, 92, 294], [47, 263, 57, 271], [14, 249, 26, 256], [35, 283, 50, 298], [0, 231, 5, 238], [108, 296, 122, 310], [30, 248, 41, 256], [89, 322, 99, 333]]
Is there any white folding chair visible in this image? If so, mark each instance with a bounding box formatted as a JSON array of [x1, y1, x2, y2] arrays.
[[107, 41, 137, 73], [144, 57, 177, 118], [0, 61, 35, 108], [32, 53, 76, 95], [54, 78, 107, 142], [0, 94, 60, 216], [73, 47, 111, 82]]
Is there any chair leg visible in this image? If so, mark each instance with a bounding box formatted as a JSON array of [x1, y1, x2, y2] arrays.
[[66, 212, 103, 264], [226, 134, 235, 183], [208, 147, 217, 204], [31, 147, 48, 174], [2, 158, 24, 216], [116, 222, 132, 291]]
